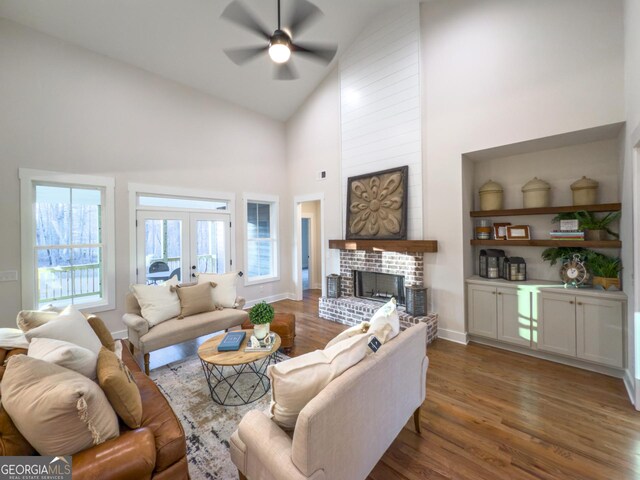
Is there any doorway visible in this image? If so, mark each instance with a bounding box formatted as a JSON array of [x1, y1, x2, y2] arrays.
[[136, 210, 230, 284], [294, 195, 325, 300]]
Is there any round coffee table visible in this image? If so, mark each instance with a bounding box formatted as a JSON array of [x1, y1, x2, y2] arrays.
[[198, 330, 281, 406]]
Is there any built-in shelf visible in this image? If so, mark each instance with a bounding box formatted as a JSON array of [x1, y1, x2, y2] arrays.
[[470, 203, 621, 218], [470, 239, 621, 248], [329, 239, 438, 253]]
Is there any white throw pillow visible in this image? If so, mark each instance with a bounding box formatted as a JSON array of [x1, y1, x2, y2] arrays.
[[2, 355, 119, 456], [324, 322, 370, 349], [28, 337, 98, 379], [0, 328, 29, 349], [25, 305, 102, 354], [268, 333, 370, 430], [197, 272, 238, 308], [130, 281, 181, 327], [368, 298, 400, 342]]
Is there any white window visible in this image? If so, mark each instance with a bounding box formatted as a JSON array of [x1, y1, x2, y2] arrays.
[[20, 169, 115, 312], [244, 194, 279, 285]]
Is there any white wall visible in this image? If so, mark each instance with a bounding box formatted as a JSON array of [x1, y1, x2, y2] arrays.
[[624, 0, 640, 403], [285, 69, 343, 292], [340, 3, 423, 240], [0, 19, 290, 334], [421, 0, 625, 340]]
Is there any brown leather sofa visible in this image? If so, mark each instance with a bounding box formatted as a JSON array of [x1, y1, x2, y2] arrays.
[[0, 341, 189, 480]]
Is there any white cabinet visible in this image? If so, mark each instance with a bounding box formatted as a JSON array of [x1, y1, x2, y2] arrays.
[[497, 287, 531, 347], [468, 284, 531, 346], [468, 284, 498, 339], [538, 291, 624, 368], [538, 293, 577, 357], [576, 296, 623, 368], [467, 277, 625, 371]]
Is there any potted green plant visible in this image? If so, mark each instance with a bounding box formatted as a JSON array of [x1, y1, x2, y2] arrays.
[[587, 254, 622, 290], [249, 301, 275, 340], [553, 211, 621, 241], [541, 247, 590, 266]]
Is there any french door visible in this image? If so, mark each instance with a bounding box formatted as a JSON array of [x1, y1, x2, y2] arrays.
[[136, 211, 231, 284]]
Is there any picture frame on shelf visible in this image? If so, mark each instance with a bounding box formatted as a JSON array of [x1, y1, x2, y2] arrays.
[[560, 219, 580, 232], [506, 225, 531, 240], [493, 222, 511, 240]]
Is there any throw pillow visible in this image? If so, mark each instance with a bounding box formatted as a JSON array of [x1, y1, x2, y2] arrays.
[[173, 282, 216, 318], [86, 315, 116, 351], [25, 305, 102, 354], [16, 310, 58, 333], [268, 333, 370, 430], [2, 355, 119, 456], [97, 347, 142, 429], [28, 337, 98, 380], [324, 322, 370, 349], [368, 298, 400, 343], [0, 328, 29, 350], [197, 272, 238, 308], [130, 282, 181, 327], [0, 405, 35, 456]]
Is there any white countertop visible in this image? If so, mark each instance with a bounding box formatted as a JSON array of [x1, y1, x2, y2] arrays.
[[466, 275, 627, 300]]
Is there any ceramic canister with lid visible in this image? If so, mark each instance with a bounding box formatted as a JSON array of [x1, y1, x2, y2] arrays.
[[479, 180, 504, 211], [521, 177, 551, 208], [570, 176, 598, 206]]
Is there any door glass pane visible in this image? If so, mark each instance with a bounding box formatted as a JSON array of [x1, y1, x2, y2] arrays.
[[144, 219, 182, 283], [195, 220, 226, 274]]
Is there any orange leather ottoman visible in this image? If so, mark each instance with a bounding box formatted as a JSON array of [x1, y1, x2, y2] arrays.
[[242, 313, 296, 353]]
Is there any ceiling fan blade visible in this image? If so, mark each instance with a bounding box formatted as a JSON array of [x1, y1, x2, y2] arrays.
[[286, 0, 323, 36], [274, 61, 299, 80], [224, 45, 268, 65], [292, 42, 337, 65], [221, 1, 271, 39]]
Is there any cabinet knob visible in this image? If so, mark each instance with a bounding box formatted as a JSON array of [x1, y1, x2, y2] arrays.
[[569, 301, 574, 304], [492, 291, 496, 295], [497, 292, 502, 295], [577, 302, 583, 305]]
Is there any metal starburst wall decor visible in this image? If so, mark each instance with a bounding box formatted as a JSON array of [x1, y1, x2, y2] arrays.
[[346, 166, 408, 240]]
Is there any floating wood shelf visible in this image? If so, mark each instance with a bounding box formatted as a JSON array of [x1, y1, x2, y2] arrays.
[[470, 203, 621, 218], [329, 239, 438, 253], [470, 239, 621, 248]]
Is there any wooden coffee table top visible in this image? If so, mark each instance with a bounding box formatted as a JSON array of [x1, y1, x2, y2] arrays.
[[198, 329, 281, 367]]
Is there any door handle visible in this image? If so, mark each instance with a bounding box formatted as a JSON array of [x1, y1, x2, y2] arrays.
[[191, 265, 197, 270]]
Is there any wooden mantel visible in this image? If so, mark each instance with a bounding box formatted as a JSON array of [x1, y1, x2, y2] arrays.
[[328, 239, 438, 253]]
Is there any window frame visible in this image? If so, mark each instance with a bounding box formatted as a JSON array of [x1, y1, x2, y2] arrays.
[[19, 169, 116, 312], [243, 193, 280, 286]]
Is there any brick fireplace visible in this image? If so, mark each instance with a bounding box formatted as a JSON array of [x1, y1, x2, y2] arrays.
[[319, 249, 438, 344]]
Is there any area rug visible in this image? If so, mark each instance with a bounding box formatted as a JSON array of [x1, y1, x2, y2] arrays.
[[150, 352, 289, 480]]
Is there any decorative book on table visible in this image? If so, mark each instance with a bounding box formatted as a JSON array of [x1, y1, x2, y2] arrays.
[[218, 331, 246, 352]]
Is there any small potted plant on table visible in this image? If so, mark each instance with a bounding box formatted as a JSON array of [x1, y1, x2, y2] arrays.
[[249, 301, 274, 340]]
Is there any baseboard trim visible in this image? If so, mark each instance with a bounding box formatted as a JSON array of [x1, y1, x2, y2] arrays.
[[470, 335, 625, 379], [112, 329, 128, 340], [244, 293, 296, 308], [623, 369, 636, 407], [437, 328, 469, 345]]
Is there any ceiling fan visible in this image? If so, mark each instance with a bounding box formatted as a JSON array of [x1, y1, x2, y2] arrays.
[[221, 0, 338, 80]]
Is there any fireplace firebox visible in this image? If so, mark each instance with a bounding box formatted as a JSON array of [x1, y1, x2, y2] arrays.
[[353, 270, 405, 305]]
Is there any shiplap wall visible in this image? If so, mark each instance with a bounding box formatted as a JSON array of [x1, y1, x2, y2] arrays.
[[339, 2, 422, 239]]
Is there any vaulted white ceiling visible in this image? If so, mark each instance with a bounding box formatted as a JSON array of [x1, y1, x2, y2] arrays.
[[0, 0, 412, 120]]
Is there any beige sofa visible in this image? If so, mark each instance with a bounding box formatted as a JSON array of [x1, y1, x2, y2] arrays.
[[122, 292, 249, 374], [230, 322, 429, 480]]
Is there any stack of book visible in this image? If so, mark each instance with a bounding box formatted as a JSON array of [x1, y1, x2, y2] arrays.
[[549, 230, 584, 241]]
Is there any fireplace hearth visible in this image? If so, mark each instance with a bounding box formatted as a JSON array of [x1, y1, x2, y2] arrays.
[[354, 270, 405, 305]]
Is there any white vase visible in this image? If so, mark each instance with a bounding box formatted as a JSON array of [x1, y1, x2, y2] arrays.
[[253, 323, 270, 340]]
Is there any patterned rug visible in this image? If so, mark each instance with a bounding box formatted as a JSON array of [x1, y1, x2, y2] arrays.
[[150, 352, 288, 480]]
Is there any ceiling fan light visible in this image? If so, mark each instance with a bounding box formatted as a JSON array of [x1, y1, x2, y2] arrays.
[[269, 43, 291, 63]]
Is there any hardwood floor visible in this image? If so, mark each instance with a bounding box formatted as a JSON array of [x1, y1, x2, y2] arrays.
[[149, 289, 640, 480]]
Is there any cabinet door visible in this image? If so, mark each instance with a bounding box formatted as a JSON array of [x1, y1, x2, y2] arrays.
[[497, 287, 531, 347], [538, 292, 576, 357], [576, 296, 624, 368], [468, 285, 497, 339]]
